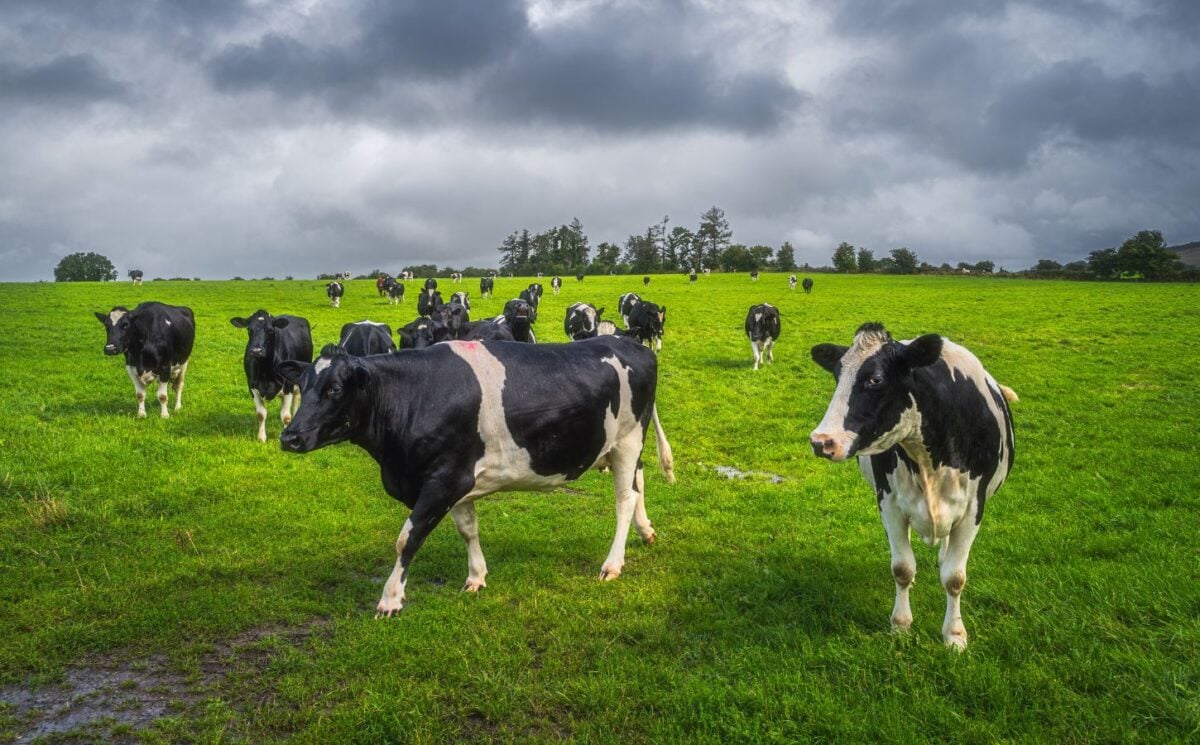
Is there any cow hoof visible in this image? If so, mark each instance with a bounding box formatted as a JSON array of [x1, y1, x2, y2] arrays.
[[282, 413, 292, 425], [257, 433, 267, 443], [160, 411, 170, 419], [462, 578, 487, 593], [598, 565, 622, 581], [890, 618, 912, 633], [640, 530, 657, 545], [943, 630, 968, 650], [374, 602, 404, 619], [137, 411, 147, 419]]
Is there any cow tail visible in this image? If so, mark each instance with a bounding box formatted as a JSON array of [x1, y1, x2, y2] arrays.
[[999, 384, 1019, 404], [651, 404, 676, 484]]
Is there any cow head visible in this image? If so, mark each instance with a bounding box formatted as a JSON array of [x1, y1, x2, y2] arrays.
[[95, 306, 133, 355], [565, 303, 604, 340], [398, 318, 436, 349], [809, 323, 943, 462], [278, 345, 369, 453], [231, 310, 290, 359]]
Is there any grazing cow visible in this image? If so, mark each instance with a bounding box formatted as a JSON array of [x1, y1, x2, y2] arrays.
[[519, 286, 541, 322], [703, 268, 711, 275], [803, 277, 814, 294], [230, 310, 313, 441], [788, 275, 798, 290], [95, 302, 195, 418], [576, 273, 585, 282], [417, 288, 443, 318], [128, 269, 143, 285], [376, 275, 390, 297], [497, 298, 537, 343], [750, 270, 759, 282], [326, 281, 344, 308], [689, 271, 697, 284], [424, 278, 438, 291], [450, 291, 470, 311], [339, 321, 396, 356], [384, 278, 405, 305], [451, 272, 463, 283], [537, 271, 544, 278], [400, 271, 413, 281], [643, 276, 651, 286], [618, 292, 641, 329], [551, 276, 562, 295], [809, 323, 1017, 649], [564, 302, 606, 341], [745, 304, 781, 371], [277, 336, 676, 616], [479, 276, 494, 298], [342, 271, 351, 280], [627, 301, 666, 352]]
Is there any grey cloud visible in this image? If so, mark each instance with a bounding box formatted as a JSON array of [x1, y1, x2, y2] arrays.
[[0, 54, 129, 107]]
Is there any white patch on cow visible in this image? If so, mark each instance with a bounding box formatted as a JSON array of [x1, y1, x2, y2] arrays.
[[108, 309, 127, 324], [126, 364, 148, 418], [313, 358, 332, 376], [252, 388, 268, 442], [449, 343, 569, 498], [164, 319, 171, 327], [812, 326, 891, 449]]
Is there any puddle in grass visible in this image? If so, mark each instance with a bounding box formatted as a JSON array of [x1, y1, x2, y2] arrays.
[[713, 465, 785, 483], [0, 619, 328, 743]]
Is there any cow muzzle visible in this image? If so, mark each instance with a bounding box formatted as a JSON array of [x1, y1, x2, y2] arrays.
[[809, 431, 853, 462], [104, 344, 120, 355], [250, 347, 266, 358]]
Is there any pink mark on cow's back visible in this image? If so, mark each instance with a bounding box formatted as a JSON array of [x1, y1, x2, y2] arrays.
[[458, 341, 480, 350]]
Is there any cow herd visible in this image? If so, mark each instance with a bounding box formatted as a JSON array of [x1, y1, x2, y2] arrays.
[[92, 272, 1016, 648]]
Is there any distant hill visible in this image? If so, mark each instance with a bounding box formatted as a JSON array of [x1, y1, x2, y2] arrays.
[[1168, 241, 1200, 267]]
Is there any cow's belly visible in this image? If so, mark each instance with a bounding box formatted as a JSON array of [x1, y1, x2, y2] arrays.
[[862, 457, 978, 545], [465, 446, 571, 499]]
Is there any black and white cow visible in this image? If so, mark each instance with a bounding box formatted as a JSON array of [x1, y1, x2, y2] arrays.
[[643, 276, 651, 286], [551, 276, 562, 295], [627, 301, 666, 352], [398, 318, 436, 350], [95, 302, 195, 418], [750, 270, 759, 282], [519, 286, 541, 322], [745, 304, 781, 371], [496, 298, 536, 343], [564, 302, 606, 341], [458, 318, 515, 343], [689, 271, 697, 284], [342, 271, 351, 280], [417, 288, 443, 318], [424, 278, 438, 291], [384, 278, 405, 305], [376, 275, 390, 297], [480, 276, 494, 298], [449, 291, 469, 311], [277, 336, 675, 616], [809, 323, 1017, 649], [128, 269, 143, 285], [618, 292, 641, 328], [436, 300, 471, 340], [401, 270, 414, 281], [339, 321, 396, 356], [451, 272, 463, 283], [326, 281, 344, 308], [788, 275, 798, 290], [230, 310, 313, 441], [803, 277, 814, 294]]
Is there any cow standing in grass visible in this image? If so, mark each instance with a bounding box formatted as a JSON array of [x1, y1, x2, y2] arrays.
[[128, 269, 143, 285], [384, 278, 405, 305], [230, 310, 313, 442], [95, 302, 195, 418], [627, 301, 666, 352], [339, 321, 396, 355], [788, 275, 797, 290], [803, 278, 814, 294], [565, 302, 605, 340], [326, 281, 344, 308], [809, 323, 1017, 649], [480, 276, 494, 298], [277, 336, 675, 616], [745, 304, 780, 370]]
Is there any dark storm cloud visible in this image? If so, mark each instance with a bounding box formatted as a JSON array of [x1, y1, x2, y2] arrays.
[[0, 54, 129, 107]]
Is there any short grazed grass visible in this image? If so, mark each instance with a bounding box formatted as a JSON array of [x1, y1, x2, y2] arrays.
[[0, 273, 1197, 743]]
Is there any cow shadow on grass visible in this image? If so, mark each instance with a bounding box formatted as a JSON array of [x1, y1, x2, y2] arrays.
[[176, 409, 258, 439], [43, 394, 137, 419], [700, 357, 753, 370]]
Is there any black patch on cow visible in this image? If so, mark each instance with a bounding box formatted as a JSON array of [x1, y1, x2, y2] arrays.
[[98, 302, 195, 380], [232, 310, 313, 400], [339, 322, 396, 356]]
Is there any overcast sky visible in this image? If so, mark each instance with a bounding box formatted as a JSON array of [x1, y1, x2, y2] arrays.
[[2, 0, 1198, 281]]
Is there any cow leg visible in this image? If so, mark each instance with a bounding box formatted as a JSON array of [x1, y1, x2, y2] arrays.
[[765, 338, 775, 363], [377, 488, 459, 618], [172, 361, 187, 411], [279, 388, 294, 426], [881, 501, 916, 632], [599, 438, 642, 580], [749, 339, 761, 370], [939, 519, 980, 650], [252, 389, 269, 442], [631, 460, 655, 544], [450, 500, 488, 592], [156, 378, 170, 418], [125, 365, 148, 418]]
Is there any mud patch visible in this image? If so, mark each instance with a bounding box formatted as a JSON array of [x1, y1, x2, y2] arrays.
[[713, 465, 785, 484], [0, 619, 329, 743]]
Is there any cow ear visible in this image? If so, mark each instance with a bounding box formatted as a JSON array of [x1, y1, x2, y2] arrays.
[[230, 317, 248, 328], [903, 334, 943, 369], [596, 307, 605, 318], [660, 306, 667, 317], [351, 360, 371, 388], [94, 311, 109, 324], [276, 360, 310, 385], [811, 344, 847, 373], [272, 317, 290, 329]]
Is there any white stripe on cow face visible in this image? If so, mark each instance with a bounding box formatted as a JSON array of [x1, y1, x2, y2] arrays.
[[811, 327, 891, 460], [313, 358, 332, 376], [108, 309, 127, 324]]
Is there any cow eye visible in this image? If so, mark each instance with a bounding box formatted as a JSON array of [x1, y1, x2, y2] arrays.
[[865, 375, 883, 388], [327, 383, 343, 398]]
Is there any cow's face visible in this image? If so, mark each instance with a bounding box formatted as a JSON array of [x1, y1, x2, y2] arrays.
[[504, 299, 533, 326], [231, 310, 289, 358], [809, 324, 943, 462], [278, 350, 369, 453], [95, 307, 132, 355], [566, 304, 603, 340]]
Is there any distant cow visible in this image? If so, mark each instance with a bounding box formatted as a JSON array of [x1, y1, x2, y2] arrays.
[[277, 336, 675, 616], [564, 302, 605, 341], [497, 298, 537, 343], [398, 318, 437, 350], [788, 275, 798, 290], [342, 271, 351, 280], [401, 271, 413, 281], [618, 292, 641, 329], [376, 275, 390, 297], [451, 272, 463, 283], [230, 310, 313, 441], [689, 271, 697, 284], [551, 276, 562, 295], [128, 270, 143, 285], [643, 276, 651, 286], [809, 323, 1018, 649], [417, 288, 443, 318], [519, 285, 541, 322], [576, 273, 585, 282], [745, 304, 781, 371], [339, 321, 396, 356], [384, 278, 405, 305], [437, 299, 471, 340], [95, 302, 195, 418], [750, 270, 759, 282], [424, 278, 438, 291], [449, 291, 470, 311], [627, 301, 666, 352], [480, 276, 494, 298], [802, 277, 814, 294], [326, 281, 344, 308]]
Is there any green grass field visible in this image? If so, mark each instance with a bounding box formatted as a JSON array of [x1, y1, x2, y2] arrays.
[[1, 273, 1197, 743]]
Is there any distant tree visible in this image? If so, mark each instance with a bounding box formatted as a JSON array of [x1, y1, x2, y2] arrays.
[[696, 206, 732, 270], [856, 248, 877, 272], [1087, 248, 1119, 279], [974, 260, 995, 274], [887, 247, 920, 274], [668, 226, 694, 271], [623, 229, 661, 274], [590, 241, 621, 274], [748, 245, 774, 270], [1063, 261, 1087, 273], [1116, 229, 1182, 279], [1034, 259, 1063, 272], [719, 244, 754, 272], [562, 217, 591, 271], [401, 263, 439, 277], [54, 251, 117, 282], [832, 242, 857, 272], [775, 241, 797, 271]]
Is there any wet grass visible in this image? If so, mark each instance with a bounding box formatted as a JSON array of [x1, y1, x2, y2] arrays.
[[0, 273, 1197, 742]]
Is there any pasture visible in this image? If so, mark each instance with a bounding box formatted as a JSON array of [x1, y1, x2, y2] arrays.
[[0, 273, 1197, 743]]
